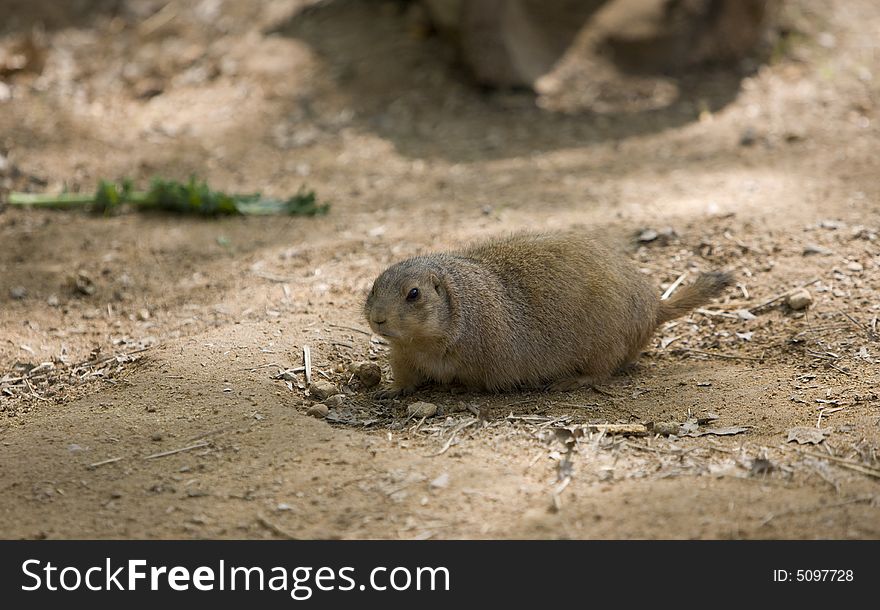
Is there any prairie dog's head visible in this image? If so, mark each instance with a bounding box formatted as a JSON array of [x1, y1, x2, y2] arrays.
[[364, 258, 451, 343]]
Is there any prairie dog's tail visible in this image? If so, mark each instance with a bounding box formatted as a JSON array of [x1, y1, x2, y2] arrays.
[[657, 271, 734, 324]]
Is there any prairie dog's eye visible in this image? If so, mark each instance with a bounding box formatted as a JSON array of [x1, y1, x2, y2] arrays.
[[406, 287, 420, 302]]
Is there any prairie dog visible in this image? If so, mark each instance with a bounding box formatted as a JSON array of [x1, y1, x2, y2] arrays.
[[364, 231, 731, 397]]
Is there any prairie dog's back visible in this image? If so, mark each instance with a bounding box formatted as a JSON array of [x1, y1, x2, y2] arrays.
[[451, 232, 660, 384]]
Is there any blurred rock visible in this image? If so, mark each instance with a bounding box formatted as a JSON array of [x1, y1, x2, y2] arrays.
[[786, 289, 812, 311]]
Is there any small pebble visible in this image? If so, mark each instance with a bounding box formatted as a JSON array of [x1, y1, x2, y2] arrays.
[[651, 422, 681, 436], [323, 394, 346, 408], [429, 473, 450, 489], [786, 289, 813, 310], [739, 126, 757, 146], [309, 380, 338, 400], [47, 295, 59, 307], [846, 261, 863, 272], [150, 433, 163, 442], [638, 228, 658, 242], [802, 244, 833, 256], [306, 403, 329, 418], [10, 286, 26, 300], [407, 401, 438, 418], [735, 309, 756, 321], [75, 272, 96, 296]]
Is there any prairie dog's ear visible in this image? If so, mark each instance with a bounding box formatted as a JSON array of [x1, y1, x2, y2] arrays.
[[429, 272, 444, 296]]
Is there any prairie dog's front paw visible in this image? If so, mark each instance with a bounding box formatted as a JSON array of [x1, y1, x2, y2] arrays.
[[372, 385, 415, 401]]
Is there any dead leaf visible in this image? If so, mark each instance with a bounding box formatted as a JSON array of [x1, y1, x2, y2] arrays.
[[787, 427, 831, 445], [688, 426, 749, 437]]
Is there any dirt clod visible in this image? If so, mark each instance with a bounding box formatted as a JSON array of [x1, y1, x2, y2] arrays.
[[351, 361, 382, 388]]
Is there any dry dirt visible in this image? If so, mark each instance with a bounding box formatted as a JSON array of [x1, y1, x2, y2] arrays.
[[1, 0, 879, 539]]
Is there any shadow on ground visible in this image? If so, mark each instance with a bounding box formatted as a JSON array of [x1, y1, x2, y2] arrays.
[[276, 0, 751, 162]]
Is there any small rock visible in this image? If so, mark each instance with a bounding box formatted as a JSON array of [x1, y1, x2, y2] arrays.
[[429, 472, 450, 489], [846, 261, 863, 272], [637, 227, 676, 245], [137, 309, 151, 321], [276, 503, 293, 512], [786, 289, 813, 311], [819, 219, 844, 230], [306, 403, 329, 418], [750, 458, 774, 476], [133, 77, 164, 99], [802, 244, 833, 256], [0, 82, 10, 103], [150, 433, 163, 442], [352, 361, 382, 388], [74, 272, 96, 296], [309, 380, 338, 400], [651, 422, 680, 436], [47, 295, 59, 307], [322, 394, 346, 408], [638, 228, 658, 242], [407, 401, 438, 418], [739, 126, 758, 146], [735, 309, 757, 321], [10, 286, 26, 300]]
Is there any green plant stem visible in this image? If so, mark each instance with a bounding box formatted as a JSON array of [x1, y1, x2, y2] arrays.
[[8, 192, 150, 207]]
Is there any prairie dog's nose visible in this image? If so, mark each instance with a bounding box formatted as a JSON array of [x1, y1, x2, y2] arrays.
[[370, 310, 387, 326]]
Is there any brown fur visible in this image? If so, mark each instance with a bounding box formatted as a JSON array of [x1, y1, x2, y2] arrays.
[[364, 231, 732, 397]]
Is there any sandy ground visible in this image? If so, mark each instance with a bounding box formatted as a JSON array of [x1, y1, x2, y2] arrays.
[[1, 0, 879, 539]]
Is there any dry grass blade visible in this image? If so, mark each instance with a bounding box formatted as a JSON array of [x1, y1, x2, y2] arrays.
[[87, 456, 125, 469], [144, 441, 210, 460], [303, 344, 312, 387], [673, 348, 763, 362], [661, 273, 687, 301]]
